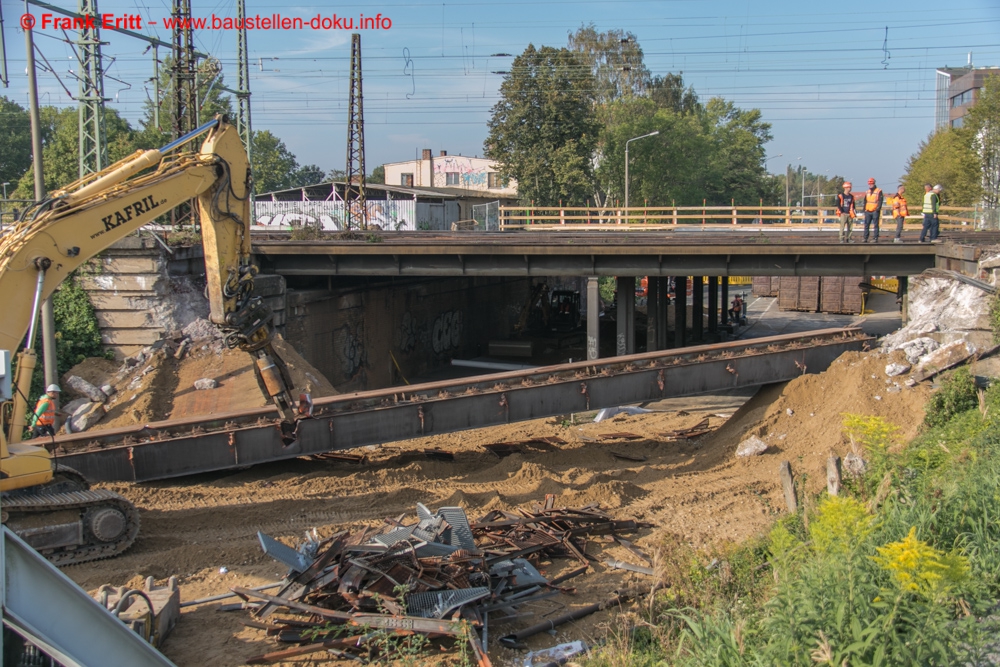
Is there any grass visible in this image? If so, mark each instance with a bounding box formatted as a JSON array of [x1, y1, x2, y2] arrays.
[[584, 368, 1000, 666]]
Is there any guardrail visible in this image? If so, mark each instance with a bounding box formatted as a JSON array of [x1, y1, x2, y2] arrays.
[[499, 205, 995, 231]]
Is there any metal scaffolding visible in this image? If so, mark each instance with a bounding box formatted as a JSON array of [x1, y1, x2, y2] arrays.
[[76, 0, 107, 177], [344, 33, 366, 230]]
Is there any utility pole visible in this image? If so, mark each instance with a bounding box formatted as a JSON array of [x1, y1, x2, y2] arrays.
[[344, 33, 366, 230], [24, 3, 58, 406], [171, 0, 197, 140], [236, 0, 252, 166], [77, 0, 107, 177]]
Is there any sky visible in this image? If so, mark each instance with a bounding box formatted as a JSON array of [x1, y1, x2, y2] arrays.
[[2, 0, 1000, 197]]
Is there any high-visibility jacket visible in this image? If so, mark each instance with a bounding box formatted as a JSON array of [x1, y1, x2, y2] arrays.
[[864, 187, 883, 212], [891, 194, 908, 218], [31, 395, 55, 427], [922, 191, 940, 214], [836, 192, 855, 215]]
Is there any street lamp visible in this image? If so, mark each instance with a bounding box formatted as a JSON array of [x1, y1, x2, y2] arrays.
[[625, 130, 659, 212], [764, 154, 783, 169]]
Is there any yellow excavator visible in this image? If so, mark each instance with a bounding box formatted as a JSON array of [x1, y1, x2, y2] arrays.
[[0, 117, 298, 565]]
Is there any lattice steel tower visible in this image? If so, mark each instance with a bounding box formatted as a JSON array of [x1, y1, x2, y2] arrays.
[[171, 0, 198, 139], [345, 33, 366, 229], [77, 0, 107, 176], [236, 0, 253, 167]]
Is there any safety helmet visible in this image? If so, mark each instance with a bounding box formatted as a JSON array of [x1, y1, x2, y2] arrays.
[[933, 184, 943, 191], [46, 384, 61, 393]]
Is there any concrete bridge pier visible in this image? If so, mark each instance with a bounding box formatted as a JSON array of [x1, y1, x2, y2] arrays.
[[616, 276, 636, 356], [656, 278, 669, 350], [674, 276, 687, 348], [708, 276, 719, 334], [692, 276, 704, 341], [721, 276, 730, 326], [646, 277, 659, 352], [587, 277, 600, 360]]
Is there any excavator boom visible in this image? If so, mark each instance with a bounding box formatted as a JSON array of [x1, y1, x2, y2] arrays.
[[0, 117, 297, 565]]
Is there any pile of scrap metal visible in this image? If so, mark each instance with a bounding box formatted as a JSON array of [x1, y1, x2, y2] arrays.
[[233, 495, 652, 665]]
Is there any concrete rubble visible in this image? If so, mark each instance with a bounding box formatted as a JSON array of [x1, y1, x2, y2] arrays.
[[736, 435, 769, 457]]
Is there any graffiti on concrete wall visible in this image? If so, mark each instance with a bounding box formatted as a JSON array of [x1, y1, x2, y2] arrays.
[[341, 323, 368, 380], [431, 310, 462, 354], [432, 156, 490, 188], [254, 201, 416, 231], [398, 311, 418, 353]]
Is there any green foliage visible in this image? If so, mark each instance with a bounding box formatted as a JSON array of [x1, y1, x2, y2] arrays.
[[485, 44, 599, 206], [251, 130, 299, 194], [291, 164, 325, 188], [582, 392, 1000, 667], [0, 96, 33, 186], [366, 164, 385, 184], [924, 366, 978, 427], [901, 128, 982, 207], [598, 276, 616, 304], [140, 56, 235, 139], [568, 25, 649, 104], [991, 291, 1000, 343], [289, 224, 325, 241], [964, 72, 1000, 209]]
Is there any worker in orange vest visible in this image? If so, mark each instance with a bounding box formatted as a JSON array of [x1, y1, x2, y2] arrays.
[[29, 384, 61, 438], [891, 186, 908, 243], [862, 177, 884, 243]]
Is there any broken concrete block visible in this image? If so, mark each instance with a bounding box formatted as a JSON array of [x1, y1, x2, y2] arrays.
[[100, 384, 115, 397], [194, 378, 218, 390], [61, 397, 90, 418], [843, 452, 867, 478], [885, 363, 910, 377], [69, 402, 105, 432], [736, 436, 768, 457], [64, 375, 108, 403]]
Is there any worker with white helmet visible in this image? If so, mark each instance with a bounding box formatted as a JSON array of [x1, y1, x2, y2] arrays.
[[29, 384, 61, 439]]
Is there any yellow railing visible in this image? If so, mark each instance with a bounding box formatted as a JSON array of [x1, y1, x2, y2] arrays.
[[499, 205, 982, 230]]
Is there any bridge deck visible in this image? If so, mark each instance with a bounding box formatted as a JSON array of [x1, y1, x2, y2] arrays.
[[251, 230, 999, 277]]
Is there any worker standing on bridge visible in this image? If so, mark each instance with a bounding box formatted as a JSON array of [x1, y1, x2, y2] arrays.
[[862, 177, 884, 243], [920, 184, 941, 243], [836, 181, 856, 243], [891, 185, 908, 243]]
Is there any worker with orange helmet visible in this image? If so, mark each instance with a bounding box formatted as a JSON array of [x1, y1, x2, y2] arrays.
[[891, 185, 908, 242], [862, 177, 884, 242], [836, 181, 856, 243]]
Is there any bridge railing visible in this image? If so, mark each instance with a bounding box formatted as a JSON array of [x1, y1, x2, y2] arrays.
[[499, 205, 998, 231]]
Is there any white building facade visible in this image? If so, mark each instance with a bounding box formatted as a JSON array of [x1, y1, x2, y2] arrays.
[[383, 149, 518, 197]]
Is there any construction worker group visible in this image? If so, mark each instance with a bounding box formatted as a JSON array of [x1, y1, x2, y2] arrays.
[[835, 177, 942, 243]]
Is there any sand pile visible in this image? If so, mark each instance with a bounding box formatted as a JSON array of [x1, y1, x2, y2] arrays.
[[61, 320, 337, 432], [63, 345, 938, 667]]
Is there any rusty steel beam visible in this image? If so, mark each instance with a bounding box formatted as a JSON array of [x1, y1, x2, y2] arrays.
[[54, 328, 870, 482]]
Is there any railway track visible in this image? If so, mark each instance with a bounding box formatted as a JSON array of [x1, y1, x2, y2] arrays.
[[52, 328, 870, 483]]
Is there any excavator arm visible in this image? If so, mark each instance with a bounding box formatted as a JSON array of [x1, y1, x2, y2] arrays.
[[0, 117, 297, 458]]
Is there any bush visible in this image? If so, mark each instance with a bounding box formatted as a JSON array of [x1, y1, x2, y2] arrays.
[[924, 366, 978, 428]]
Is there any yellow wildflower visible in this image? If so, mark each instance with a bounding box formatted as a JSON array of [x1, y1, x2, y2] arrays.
[[872, 527, 969, 597], [809, 495, 873, 555]]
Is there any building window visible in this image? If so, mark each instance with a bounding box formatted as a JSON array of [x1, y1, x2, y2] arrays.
[[487, 172, 507, 189], [952, 116, 964, 128], [445, 172, 460, 186], [951, 89, 974, 108], [401, 173, 414, 187]]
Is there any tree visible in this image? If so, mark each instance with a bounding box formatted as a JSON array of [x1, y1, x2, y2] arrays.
[[0, 97, 33, 188], [568, 25, 649, 104], [291, 164, 325, 188], [485, 45, 599, 206], [327, 168, 347, 182], [251, 130, 299, 194], [140, 56, 235, 145], [901, 128, 981, 207], [965, 72, 1000, 209], [649, 73, 700, 114], [367, 164, 385, 184], [701, 98, 773, 205], [12, 106, 141, 197]]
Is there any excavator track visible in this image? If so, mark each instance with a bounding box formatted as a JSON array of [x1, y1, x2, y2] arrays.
[[2, 489, 140, 566]]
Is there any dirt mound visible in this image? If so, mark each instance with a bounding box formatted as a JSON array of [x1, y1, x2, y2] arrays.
[[66, 348, 933, 666], [63, 330, 337, 432]]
